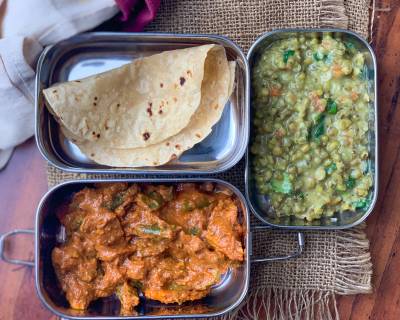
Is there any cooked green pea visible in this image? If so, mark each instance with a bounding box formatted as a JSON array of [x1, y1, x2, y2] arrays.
[[264, 170, 273, 180], [351, 169, 362, 179], [272, 146, 283, 156], [312, 156, 322, 165], [327, 141, 339, 152], [301, 144, 310, 153], [320, 135, 329, 144], [338, 118, 352, 130], [304, 177, 316, 189], [259, 157, 268, 166], [319, 149, 329, 159], [315, 167, 326, 181], [287, 166, 297, 174], [332, 153, 341, 162]]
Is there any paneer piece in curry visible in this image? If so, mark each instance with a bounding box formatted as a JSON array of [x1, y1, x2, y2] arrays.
[[52, 182, 244, 315]]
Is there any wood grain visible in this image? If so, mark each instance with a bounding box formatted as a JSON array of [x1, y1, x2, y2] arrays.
[[0, 139, 55, 320], [337, 0, 400, 319], [0, 1, 399, 319]]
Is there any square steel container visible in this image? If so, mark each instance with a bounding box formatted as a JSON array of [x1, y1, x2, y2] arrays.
[[245, 29, 378, 230], [35, 33, 249, 175], [35, 178, 250, 319]]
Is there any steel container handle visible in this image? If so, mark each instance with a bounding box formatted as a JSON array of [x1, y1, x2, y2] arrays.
[[250, 226, 305, 263], [0, 229, 35, 267]]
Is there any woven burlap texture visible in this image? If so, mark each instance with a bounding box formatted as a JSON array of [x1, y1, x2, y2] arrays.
[[47, 1, 373, 319]]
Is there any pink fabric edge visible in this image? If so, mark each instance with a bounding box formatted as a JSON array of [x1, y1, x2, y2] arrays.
[[115, 0, 160, 32]]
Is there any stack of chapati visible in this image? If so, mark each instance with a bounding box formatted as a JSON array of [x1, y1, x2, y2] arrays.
[[43, 45, 235, 167]]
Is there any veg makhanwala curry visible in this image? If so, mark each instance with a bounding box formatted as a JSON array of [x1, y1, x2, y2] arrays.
[[52, 182, 244, 315]]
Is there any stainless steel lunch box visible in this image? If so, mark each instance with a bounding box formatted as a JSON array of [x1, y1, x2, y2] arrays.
[[245, 28, 378, 230], [0, 178, 303, 319], [35, 33, 249, 175]]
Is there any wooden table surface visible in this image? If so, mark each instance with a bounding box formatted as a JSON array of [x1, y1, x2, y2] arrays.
[[0, 1, 399, 319]]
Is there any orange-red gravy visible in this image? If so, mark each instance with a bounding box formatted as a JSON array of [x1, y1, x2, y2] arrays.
[[52, 183, 244, 315]]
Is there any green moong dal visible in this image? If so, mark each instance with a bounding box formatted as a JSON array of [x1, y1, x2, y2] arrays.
[[251, 33, 373, 221]]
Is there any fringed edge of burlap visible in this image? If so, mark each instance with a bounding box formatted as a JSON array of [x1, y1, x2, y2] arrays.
[[216, 225, 372, 320], [320, 0, 349, 29], [368, 0, 392, 43], [369, 0, 376, 42], [335, 225, 373, 295], [219, 288, 338, 320]]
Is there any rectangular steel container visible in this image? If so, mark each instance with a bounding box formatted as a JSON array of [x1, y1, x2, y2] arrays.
[[35, 33, 249, 175], [245, 28, 378, 230], [35, 178, 250, 319]]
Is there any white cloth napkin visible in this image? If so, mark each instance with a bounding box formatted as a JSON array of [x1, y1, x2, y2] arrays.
[[0, 0, 119, 169]]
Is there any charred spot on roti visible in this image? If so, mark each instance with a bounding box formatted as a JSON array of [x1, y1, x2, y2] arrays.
[[94, 96, 98, 101], [97, 134, 100, 138], [143, 132, 150, 141], [170, 154, 177, 160], [92, 131, 96, 136], [158, 109, 163, 114], [93, 102, 97, 106], [90, 153, 95, 157], [117, 103, 120, 108], [175, 144, 181, 150], [179, 77, 186, 86], [153, 161, 158, 165], [214, 104, 219, 110], [186, 70, 192, 77], [166, 142, 170, 146], [52, 90, 57, 93], [75, 80, 81, 83], [160, 83, 164, 88], [147, 102, 153, 117], [196, 133, 201, 138]]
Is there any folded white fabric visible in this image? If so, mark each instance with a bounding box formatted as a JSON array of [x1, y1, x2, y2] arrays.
[[0, 36, 41, 151], [0, 0, 119, 169], [2, 0, 119, 46]]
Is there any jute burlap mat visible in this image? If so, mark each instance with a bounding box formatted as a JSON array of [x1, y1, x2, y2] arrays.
[[47, 1, 373, 319]]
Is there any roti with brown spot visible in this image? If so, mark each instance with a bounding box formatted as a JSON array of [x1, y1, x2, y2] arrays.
[[43, 45, 216, 149], [62, 49, 236, 167]]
